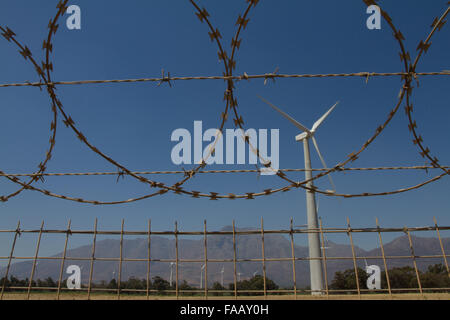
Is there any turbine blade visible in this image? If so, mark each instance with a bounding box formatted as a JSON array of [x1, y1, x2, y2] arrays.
[[311, 136, 336, 193], [257, 95, 311, 134], [312, 101, 339, 132]]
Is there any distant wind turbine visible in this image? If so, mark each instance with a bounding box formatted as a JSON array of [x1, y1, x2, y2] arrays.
[[258, 96, 339, 295]]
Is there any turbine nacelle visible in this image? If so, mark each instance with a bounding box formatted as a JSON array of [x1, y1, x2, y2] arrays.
[[295, 131, 311, 142], [258, 96, 339, 193]]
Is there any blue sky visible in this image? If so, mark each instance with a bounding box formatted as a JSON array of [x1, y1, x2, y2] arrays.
[[0, 0, 449, 257]]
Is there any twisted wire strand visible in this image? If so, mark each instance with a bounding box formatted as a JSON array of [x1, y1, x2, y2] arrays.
[[0, 71, 448, 89], [1, 165, 448, 178]]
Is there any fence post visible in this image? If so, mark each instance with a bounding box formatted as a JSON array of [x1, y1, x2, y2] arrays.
[[175, 221, 179, 299], [346, 217, 361, 299], [289, 218, 297, 300], [117, 219, 125, 300], [1, 220, 21, 300], [146, 219, 151, 300], [319, 218, 329, 298], [232, 220, 238, 299], [405, 226, 423, 297], [261, 218, 267, 299], [27, 220, 45, 300], [87, 218, 98, 300], [375, 218, 392, 298], [204, 220, 208, 299], [433, 217, 449, 278]]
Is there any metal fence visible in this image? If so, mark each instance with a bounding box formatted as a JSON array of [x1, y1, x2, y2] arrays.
[[0, 0, 449, 300], [0, 217, 448, 300]]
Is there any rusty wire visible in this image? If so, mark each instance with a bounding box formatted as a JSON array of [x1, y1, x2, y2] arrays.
[[1, 165, 450, 178], [0, 71, 449, 89], [405, 6, 450, 182], [0, 0, 449, 204], [0, 217, 449, 300], [0, 24, 58, 203]]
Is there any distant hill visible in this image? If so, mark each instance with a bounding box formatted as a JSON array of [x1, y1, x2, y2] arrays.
[[1, 227, 448, 288]]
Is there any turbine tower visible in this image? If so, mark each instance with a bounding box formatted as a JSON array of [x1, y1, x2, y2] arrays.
[[259, 96, 339, 295]]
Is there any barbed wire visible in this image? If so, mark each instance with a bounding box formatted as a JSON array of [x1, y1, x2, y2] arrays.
[[1, 165, 449, 178], [405, 5, 450, 181], [0, 71, 449, 89], [0, 0, 448, 204], [0, 24, 58, 203]]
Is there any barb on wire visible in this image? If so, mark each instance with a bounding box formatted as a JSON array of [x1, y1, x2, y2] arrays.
[[264, 67, 279, 85], [157, 69, 173, 87]]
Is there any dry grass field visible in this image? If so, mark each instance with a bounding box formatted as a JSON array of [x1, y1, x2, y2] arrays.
[[1, 292, 449, 300]]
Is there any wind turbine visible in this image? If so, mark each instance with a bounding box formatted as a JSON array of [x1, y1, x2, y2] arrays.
[[258, 96, 339, 295]]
